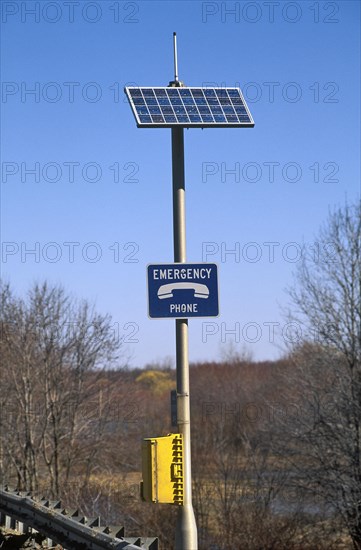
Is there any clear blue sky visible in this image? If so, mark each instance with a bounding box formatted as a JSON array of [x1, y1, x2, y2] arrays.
[[1, 0, 360, 367]]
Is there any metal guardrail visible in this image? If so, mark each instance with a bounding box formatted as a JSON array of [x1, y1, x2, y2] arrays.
[[0, 487, 158, 550]]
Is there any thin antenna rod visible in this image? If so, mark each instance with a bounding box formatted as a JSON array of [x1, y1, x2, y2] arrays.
[[173, 32, 179, 82]]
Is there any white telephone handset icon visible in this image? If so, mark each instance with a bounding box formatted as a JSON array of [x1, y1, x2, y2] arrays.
[[157, 282, 209, 300]]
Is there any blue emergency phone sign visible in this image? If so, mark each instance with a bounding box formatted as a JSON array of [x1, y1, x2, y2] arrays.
[[147, 263, 219, 319]]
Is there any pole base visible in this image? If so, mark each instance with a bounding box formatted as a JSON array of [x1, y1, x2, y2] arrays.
[[175, 504, 198, 550], [169, 80, 186, 88]]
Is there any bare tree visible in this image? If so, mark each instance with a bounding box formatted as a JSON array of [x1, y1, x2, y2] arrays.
[[0, 281, 122, 495], [283, 201, 361, 548], [0, 283, 43, 490]]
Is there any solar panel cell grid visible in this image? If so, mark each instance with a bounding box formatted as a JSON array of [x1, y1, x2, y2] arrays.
[[125, 87, 254, 127]]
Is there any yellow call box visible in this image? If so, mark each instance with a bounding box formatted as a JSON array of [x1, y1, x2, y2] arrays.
[[140, 433, 184, 505]]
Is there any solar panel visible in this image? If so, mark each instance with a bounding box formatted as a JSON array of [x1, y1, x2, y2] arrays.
[[124, 87, 254, 128]]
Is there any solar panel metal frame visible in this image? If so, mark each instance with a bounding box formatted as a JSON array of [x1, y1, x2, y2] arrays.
[[124, 87, 255, 128]]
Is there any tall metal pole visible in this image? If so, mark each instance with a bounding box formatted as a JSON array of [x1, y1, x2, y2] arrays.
[[172, 127, 198, 550]]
